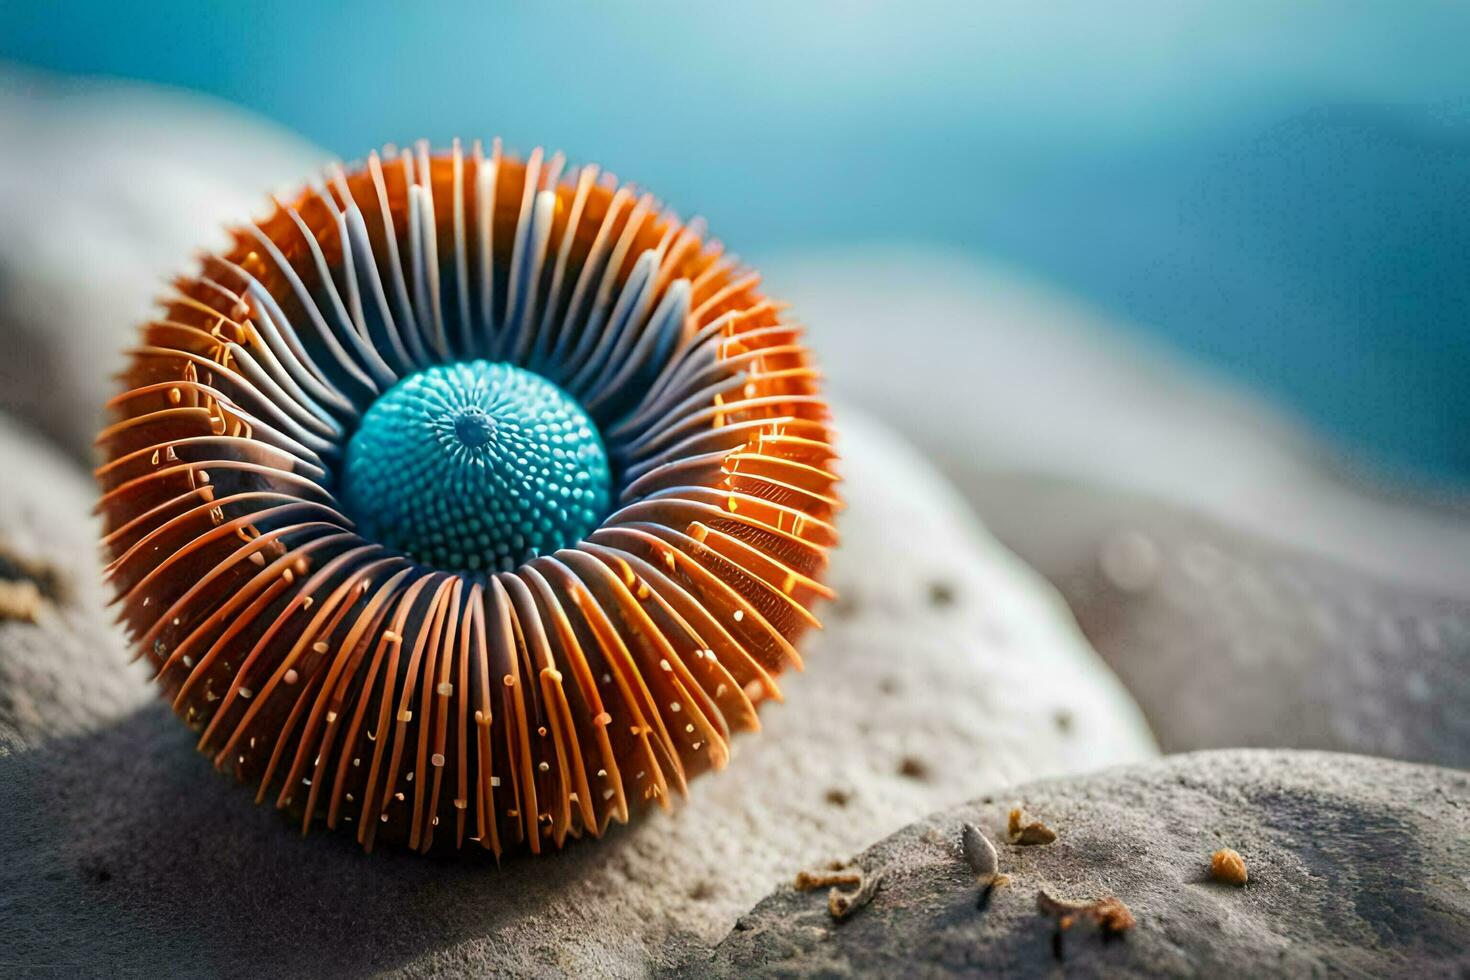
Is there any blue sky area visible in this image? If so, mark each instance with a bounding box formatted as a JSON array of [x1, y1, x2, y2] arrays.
[[3, 2, 1467, 484]]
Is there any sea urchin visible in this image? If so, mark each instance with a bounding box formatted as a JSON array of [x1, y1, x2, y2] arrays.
[[95, 140, 838, 855]]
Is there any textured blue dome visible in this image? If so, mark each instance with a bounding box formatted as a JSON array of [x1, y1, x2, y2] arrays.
[[341, 360, 611, 573]]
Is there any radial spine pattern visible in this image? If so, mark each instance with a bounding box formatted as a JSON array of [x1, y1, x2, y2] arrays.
[[96, 140, 839, 854]]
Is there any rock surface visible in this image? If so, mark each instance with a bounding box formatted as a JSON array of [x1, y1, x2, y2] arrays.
[[688, 750, 1470, 978], [982, 477, 1470, 768], [0, 412, 144, 754], [0, 68, 325, 461], [0, 410, 1155, 978], [769, 246, 1470, 766]]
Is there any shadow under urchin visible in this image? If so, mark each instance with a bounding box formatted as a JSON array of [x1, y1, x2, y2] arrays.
[[95, 140, 839, 855]]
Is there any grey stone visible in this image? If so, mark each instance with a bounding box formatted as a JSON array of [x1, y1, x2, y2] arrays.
[[982, 477, 1470, 768], [0, 68, 325, 462], [0, 410, 1155, 978], [688, 750, 1470, 978], [0, 412, 145, 754], [769, 246, 1470, 767]]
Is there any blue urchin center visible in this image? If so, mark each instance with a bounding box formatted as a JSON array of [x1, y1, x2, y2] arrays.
[[341, 360, 612, 573], [453, 410, 496, 448]]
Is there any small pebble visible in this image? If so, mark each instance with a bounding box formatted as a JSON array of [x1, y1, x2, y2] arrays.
[[961, 822, 998, 880], [1211, 847, 1248, 885], [0, 579, 44, 622], [1037, 889, 1136, 960], [962, 822, 1011, 909], [1009, 807, 1058, 845], [828, 871, 883, 921]]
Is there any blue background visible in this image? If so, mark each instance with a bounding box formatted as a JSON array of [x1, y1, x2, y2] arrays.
[[3, 1, 1467, 484]]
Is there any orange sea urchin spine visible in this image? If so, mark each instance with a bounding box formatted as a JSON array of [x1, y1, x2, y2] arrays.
[[95, 141, 838, 855]]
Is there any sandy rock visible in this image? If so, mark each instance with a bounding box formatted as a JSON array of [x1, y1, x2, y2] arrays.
[[690, 749, 1470, 978], [0, 68, 325, 461], [982, 477, 1470, 767], [0, 412, 143, 753], [0, 410, 1154, 978]]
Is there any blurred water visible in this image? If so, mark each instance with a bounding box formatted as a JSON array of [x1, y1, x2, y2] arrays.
[[2, 1, 1467, 484]]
